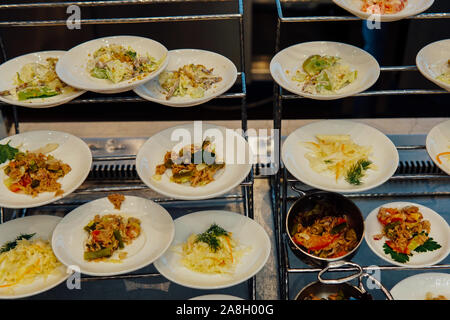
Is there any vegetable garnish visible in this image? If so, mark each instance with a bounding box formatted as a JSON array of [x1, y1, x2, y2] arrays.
[[345, 159, 372, 185], [436, 59, 450, 84], [361, 0, 407, 14], [0, 233, 35, 254], [0, 141, 19, 165], [195, 223, 230, 252]]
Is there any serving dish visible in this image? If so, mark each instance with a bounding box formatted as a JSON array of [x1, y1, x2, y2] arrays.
[[333, 0, 434, 22], [390, 272, 450, 300], [426, 119, 450, 175], [416, 39, 450, 92], [0, 130, 92, 209], [0, 51, 85, 108], [136, 122, 253, 200], [52, 196, 175, 276], [134, 49, 237, 107], [365, 202, 450, 267], [286, 185, 365, 283], [282, 120, 399, 193], [270, 41, 379, 100], [153, 210, 271, 290], [56, 35, 168, 94], [0, 215, 69, 299]]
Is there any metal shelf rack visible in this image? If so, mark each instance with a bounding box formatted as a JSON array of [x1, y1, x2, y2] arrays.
[[272, 0, 450, 300], [0, 0, 257, 300]]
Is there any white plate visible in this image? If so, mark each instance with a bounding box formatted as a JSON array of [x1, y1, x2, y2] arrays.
[[154, 210, 271, 290], [56, 35, 168, 94], [333, 0, 434, 22], [0, 215, 70, 299], [134, 49, 237, 107], [270, 41, 380, 100], [190, 294, 244, 300], [52, 196, 175, 276], [391, 273, 450, 300], [0, 130, 92, 209], [282, 120, 398, 193], [136, 122, 253, 200], [365, 202, 450, 267], [416, 39, 450, 92], [426, 119, 450, 175], [0, 51, 86, 108]]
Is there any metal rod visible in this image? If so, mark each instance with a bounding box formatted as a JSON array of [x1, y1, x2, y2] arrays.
[[381, 66, 417, 72], [287, 264, 450, 273], [396, 145, 426, 150], [279, 13, 450, 23], [281, 89, 449, 100], [0, 14, 242, 27], [0, 207, 4, 224], [0, 0, 234, 9], [81, 273, 161, 282]]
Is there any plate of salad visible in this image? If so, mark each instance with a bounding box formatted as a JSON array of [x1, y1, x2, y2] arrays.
[[52, 195, 175, 276], [0, 51, 85, 108], [136, 122, 253, 200], [333, 0, 434, 22], [416, 39, 450, 92], [365, 202, 450, 267], [134, 49, 237, 107], [55, 36, 168, 94], [282, 120, 398, 193], [0, 130, 92, 209], [270, 41, 379, 100]]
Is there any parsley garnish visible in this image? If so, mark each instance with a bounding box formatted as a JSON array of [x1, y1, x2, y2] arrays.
[[0, 141, 19, 165], [195, 224, 230, 252], [125, 50, 137, 60], [345, 159, 372, 185], [383, 243, 410, 263], [0, 233, 35, 253], [414, 238, 441, 253]]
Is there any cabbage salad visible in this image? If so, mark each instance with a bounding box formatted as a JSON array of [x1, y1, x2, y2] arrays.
[[88, 44, 161, 83], [303, 134, 375, 185], [0, 58, 76, 101], [291, 55, 357, 95], [159, 64, 222, 100], [436, 59, 450, 85]]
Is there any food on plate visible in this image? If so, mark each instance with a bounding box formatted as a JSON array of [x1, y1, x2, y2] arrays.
[[373, 206, 442, 263], [0, 57, 77, 101], [291, 55, 357, 94], [159, 64, 223, 100], [436, 149, 450, 165], [425, 292, 447, 300], [361, 0, 407, 14], [0, 233, 62, 288], [87, 44, 162, 83], [305, 290, 348, 300], [291, 208, 358, 259], [180, 224, 248, 274], [108, 193, 125, 210], [153, 138, 225, 187], [83, 214, 141, 261], [436, 60, 450, 84], [302, 134, 374, 185], [2, 144, 71, 197]]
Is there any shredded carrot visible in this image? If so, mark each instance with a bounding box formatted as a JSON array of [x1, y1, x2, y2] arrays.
[[225, 236, 234, 263], [436, 152, 450, 165]]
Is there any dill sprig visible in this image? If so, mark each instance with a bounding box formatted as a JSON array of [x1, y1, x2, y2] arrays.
[[0, 233, 35, 253], [345, 159, 372, 185], [195, 224, 230, 252]]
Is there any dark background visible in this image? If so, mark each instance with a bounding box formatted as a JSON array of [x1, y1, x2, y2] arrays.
[[0, 0, 449, 128]]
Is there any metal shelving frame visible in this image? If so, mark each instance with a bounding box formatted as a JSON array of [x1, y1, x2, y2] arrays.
[[272, 0, 450, 300], [0, 0, 257, 300]]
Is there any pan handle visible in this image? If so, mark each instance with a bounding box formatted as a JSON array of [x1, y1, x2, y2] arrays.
[[291, 183, 306, 196], [318, 261, 363, 284], [358, 273, 394, 300]]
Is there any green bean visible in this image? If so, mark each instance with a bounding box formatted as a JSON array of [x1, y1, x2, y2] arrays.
[[84, 247, 112, 260]]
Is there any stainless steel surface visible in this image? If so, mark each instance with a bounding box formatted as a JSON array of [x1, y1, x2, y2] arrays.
[[281, 89, 449, 100]]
